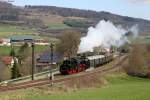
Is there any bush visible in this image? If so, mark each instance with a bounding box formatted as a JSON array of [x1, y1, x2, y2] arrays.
[[124, 44, 150, 78], [118, 43, 130, 53], [0, 66, 11, 81]]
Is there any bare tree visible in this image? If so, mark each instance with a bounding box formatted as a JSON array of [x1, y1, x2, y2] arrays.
[[16, 43, 31, 76], [56, 30, 81, 58], [17, 43, 30, 65], [124, 44, 150, 77]]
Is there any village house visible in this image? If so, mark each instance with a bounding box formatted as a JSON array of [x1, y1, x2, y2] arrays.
[[1, 56, 18, 68], [0, 35, 50, 46], [34, 39, 49, 46], [0, 39, 11, 46], [1, 56, 14, 67]]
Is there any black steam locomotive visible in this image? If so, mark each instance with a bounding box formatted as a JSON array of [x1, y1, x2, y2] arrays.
[[60, 54, 113, 75]]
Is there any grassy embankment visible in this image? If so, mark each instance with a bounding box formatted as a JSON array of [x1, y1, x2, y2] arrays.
[[0, 73, 150, 100], [28, 74, 150, 100]]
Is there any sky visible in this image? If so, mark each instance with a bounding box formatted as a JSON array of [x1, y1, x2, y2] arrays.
[[9, 0, 150, 21]]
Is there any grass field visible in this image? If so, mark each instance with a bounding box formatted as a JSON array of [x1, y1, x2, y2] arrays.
[[0, 24, 59, 43], [0, 46, 19, 56], [0, 74, 149, 100], [48, 23, 70, 29], [27, 74, 150, 100], [0, 45, 49, 56], [129, 35, 150, 44], [0, 24, 59, 56], [0, 25, 37, 38]]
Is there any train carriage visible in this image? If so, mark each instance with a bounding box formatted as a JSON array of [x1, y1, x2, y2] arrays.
[[60, 54, 113, 75]]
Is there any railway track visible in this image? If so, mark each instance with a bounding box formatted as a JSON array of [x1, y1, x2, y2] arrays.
[[0, 55, 128, 92]]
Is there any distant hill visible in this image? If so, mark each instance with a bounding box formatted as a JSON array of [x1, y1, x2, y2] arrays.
[[0, 1, 19, 21], [25, 5, 150, 35], [0, 2, 150, 36]]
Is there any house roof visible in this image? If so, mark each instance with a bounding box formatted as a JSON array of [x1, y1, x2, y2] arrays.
[[37, 51, 61, 63], [10, 35, 39, 42], [1, 56, 13, 65]]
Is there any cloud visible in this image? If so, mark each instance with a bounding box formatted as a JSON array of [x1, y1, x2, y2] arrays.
[[128, 0, 150, 4]]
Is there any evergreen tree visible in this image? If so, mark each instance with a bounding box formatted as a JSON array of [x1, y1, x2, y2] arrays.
[[11, 59, 21, 79], [10, 48, 16, 57]]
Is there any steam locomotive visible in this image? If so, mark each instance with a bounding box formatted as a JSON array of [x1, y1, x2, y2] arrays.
[[60, 54, 113, 75]]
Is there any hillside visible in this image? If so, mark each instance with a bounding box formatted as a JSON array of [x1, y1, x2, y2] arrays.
[[0, 2, 150, 37], [25, 5, 150, 35], [0, 1, 19, 21]]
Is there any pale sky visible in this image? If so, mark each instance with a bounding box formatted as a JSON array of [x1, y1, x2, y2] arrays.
[[10, 0, 150, 21]]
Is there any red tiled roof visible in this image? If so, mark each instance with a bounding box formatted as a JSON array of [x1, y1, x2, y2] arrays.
[[0, 40, 3, 44], [1, 56, 13, 65]]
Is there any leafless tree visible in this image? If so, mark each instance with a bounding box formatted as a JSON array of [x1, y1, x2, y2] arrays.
[[124, 44, 150, 77], [56, 30, 81, 58]]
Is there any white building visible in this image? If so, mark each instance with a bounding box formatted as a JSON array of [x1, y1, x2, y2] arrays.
[[0, 39, 11, 46]]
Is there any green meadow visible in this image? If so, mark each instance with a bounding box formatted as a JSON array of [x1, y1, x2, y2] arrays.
[[27, 74, 150, 100], [0, 45, 49, 56], [0, 74, 149, 100], [0, 25, 36, 38], [48, 23, 70, 29]]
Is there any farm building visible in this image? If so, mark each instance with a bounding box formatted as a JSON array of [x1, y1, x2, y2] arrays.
[[10, 35, 49, 45], [36, 51, 61, 72], [34, 39, 49, 45]]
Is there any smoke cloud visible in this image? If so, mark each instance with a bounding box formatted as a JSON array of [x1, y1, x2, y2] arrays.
[[78, 20, 138, 53]]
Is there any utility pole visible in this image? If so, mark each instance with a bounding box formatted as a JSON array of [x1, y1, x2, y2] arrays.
[[50, 43, 54, 67], [31, 42, 35, 80], [10, 38, 12, 49], [10, 38, 13, 57], [49, 43, 54, 85]]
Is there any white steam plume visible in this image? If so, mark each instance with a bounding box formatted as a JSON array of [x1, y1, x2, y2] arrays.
[[78, 20, 139, 53]]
